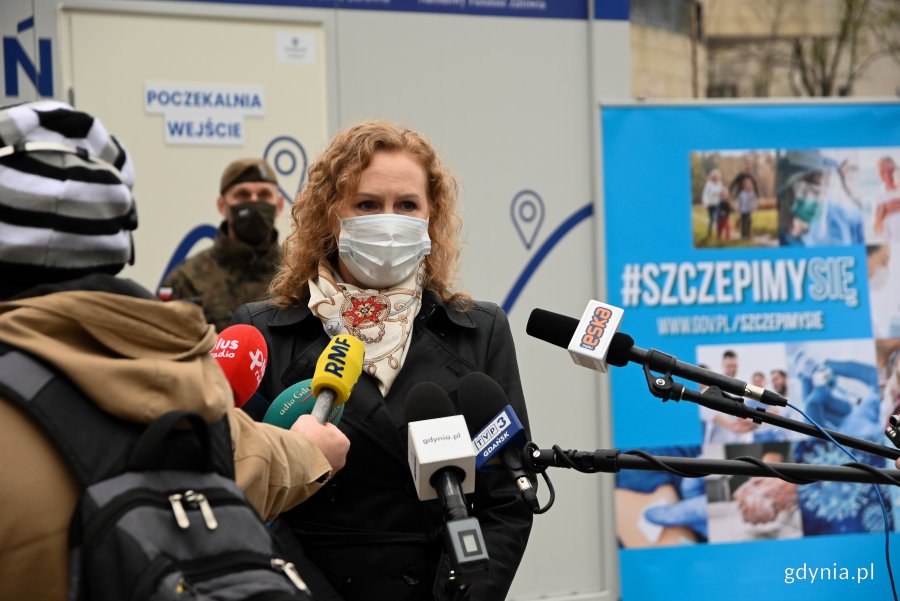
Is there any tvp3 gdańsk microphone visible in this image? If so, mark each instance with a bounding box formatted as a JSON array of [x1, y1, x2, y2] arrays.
[[457, 372, 539, 513]]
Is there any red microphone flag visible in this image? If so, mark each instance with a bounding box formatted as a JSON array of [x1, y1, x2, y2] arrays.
[[211, 324, 268, 407]]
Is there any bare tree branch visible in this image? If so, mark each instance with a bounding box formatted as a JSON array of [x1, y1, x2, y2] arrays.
[[706, 0, 900, 97], [792, 38, 817, 95], [838, 0, 872, 93]]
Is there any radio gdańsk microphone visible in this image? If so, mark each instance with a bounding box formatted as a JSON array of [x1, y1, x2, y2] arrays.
[[457, 372, 539, 513], [526, 303, 788, 407], [404, 382, 489, 582], [210, 324, 268, 408], [310, 335, 365, 424], [262, 379, 344, 429]]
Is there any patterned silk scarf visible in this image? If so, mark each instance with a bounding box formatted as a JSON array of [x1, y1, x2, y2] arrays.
[[308, 260, 425, 396]]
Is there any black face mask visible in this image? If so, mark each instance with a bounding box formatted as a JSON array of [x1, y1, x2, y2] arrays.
[[229, 202, 277, 246]]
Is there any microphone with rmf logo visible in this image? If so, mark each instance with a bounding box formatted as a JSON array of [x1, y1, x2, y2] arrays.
[[310, 335, 365, 424]]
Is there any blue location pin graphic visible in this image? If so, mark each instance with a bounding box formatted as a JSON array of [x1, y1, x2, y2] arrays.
[[510, 190, 545, 250], [263, 136, 308, 204]]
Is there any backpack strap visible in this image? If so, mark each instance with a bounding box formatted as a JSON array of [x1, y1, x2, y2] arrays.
[[0, 341, 235, 484], [128, 410, 214, 472], [0, 341, 144, 487]]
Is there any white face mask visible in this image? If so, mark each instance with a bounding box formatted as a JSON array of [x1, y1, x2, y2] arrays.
[[338, 214, 431, 289]]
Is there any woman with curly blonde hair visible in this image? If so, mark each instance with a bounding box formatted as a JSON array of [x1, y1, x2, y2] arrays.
[[233, 120, 533, 601], [270, 120, 470, 310]]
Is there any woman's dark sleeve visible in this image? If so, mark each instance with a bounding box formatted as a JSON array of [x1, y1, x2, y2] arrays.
[[467, 306, 534, 601], [230, 303, 347, 601]]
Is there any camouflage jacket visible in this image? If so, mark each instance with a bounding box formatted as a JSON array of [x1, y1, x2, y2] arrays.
[[159, 222, 281, 332]]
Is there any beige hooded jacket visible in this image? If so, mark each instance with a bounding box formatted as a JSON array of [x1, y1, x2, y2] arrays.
[[0, 289, 332, 601]]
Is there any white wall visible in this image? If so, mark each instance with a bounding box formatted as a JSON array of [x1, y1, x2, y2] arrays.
[[1, 2, 634, 599], [57, 4, 333, 289], [333, 14, 620, 599]]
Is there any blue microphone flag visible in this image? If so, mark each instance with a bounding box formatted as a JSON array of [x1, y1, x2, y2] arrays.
[[471, 405, 526, 470]]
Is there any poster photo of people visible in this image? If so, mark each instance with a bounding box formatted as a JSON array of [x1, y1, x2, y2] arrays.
[[691, 150, 778, 249], [614, 444, 706, 549], [605, 102, 900, 601], [691, 146, 900, 251], [689, 338, 898, 543]]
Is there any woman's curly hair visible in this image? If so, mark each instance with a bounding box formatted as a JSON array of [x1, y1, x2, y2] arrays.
[[269, 120, 470, 309]]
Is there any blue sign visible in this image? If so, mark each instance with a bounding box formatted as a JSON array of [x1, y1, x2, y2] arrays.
[[178, 0, 588, 19], [601, 101, 900, 601], [3, 16, 53, 97]]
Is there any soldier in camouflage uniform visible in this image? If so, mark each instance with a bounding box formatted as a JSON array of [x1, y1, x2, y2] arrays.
[[158, 158, 285, 332]]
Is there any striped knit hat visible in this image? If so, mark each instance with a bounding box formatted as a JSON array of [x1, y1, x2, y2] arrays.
[[0, 101, 137, 295]]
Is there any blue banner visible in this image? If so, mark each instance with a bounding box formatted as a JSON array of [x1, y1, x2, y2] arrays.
[[595, 0, 628, 20], [178, 0, 588, 19], [601, 101, 900, 601]]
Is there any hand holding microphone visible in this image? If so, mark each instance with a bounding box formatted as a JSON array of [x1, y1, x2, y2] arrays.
[[211, 324, 268, 407], [263, 379, 345, 428], [290, 415, 350, 473], [260, 336, 364, 476], [263, 379, 349, 473]]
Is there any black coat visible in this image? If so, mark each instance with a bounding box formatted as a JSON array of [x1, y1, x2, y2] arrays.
[[232, 290, 534, 601]]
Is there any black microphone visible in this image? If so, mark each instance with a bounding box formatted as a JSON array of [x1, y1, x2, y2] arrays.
[[404, 382, 471, 520], [526, 305, 788, 407], [404, 382, 489, 581], [457, 372, 539, 513]]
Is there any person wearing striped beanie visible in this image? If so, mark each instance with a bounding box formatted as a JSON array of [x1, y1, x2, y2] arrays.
[[0, 100, 137, 298], [0, 101, 347, 601]]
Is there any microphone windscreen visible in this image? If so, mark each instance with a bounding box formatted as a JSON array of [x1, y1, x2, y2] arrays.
[[404, 382, 455, 424], [457, 372, 509, 437], [263, 379, 344, 429], [312, 335, 365, 406], [211, 324, 268, 407], [606, 333, 634, 367], [526, 308, 578, 349]]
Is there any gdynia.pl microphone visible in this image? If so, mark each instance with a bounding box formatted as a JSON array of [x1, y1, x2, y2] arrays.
[[457, 372, 539, 513], [526, 302, 788, 407], [404, 382, 489, 582], [310, 335, 365, 424], [210, 324, 268, 408]]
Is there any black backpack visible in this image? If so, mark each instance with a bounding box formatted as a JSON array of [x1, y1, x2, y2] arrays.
[[0, 342, 313, 601]]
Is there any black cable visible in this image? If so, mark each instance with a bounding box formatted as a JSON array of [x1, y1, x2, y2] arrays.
[[523, 442, 555, 513], [549, 443, 603, 473], [623, 449, 700, 478], [614, 449, 900, 488], [731, 455, 814, 485], [842, 461, 900, 488], [532, 471, 555, 515], [787, 402, 898, 601]]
